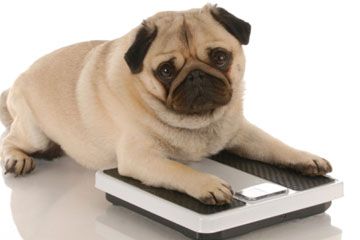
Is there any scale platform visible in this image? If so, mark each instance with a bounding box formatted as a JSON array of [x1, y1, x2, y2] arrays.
[[95, 151, 343, 240]]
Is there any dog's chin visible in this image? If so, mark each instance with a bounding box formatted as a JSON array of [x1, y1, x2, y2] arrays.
[[136, 82, 231, 129], [141, 93, 228, 129], [169, 105, 217, 117], [159, 104, 228, 129], [168, 106, 216, 118]]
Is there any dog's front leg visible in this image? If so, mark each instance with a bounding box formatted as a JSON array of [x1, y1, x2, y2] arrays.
[[225, 119, 332, 175], [116, 135, 233, 205]]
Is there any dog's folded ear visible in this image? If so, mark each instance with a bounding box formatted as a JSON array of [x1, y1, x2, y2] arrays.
[[210, 7, 251, 45], [124, 23, 158, 74]]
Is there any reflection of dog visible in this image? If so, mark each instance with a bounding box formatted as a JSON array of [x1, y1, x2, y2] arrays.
[[0, 5, 331, 205]]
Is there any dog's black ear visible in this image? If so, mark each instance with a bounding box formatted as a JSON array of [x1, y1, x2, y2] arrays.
[[124, 24, 158, 74], [211, 7, 251, 45]]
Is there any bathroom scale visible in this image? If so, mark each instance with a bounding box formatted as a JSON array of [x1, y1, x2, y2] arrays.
[[95, 151, 343, 240]]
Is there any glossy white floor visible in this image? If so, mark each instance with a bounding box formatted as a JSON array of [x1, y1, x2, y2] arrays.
[[0, 153, 346, 240]]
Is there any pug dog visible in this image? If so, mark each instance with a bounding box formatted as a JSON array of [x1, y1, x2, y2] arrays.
[[0, 4, 332, 205]]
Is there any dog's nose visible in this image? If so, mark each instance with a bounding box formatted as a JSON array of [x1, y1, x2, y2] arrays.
[[185, 69, 206, 82]]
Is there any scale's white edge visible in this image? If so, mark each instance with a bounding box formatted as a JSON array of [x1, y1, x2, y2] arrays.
[[95, 171, 343, 234]]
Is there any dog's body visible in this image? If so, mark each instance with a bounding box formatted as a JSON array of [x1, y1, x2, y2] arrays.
[[0, 5, 331, 205]]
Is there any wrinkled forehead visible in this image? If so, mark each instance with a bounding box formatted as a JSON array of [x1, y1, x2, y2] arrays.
[[158, 17, 189, 51], [157, 14, 231, 49], [146, 13, 234, 67]]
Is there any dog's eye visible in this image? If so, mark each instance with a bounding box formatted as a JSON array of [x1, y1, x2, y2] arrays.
[[209, 48, 232, 70], [157, 62, 176, 81]]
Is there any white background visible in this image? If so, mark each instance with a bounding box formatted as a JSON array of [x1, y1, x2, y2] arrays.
[[0, 0, 359, 239]]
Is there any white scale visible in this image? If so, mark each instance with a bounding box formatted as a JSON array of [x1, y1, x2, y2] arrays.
[[95, 152, 343, 240]]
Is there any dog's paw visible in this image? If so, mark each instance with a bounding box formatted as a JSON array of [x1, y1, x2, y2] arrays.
[[289, 151, 332, 176], [188, 173, 233, 205], [2, 150, 35, 176]]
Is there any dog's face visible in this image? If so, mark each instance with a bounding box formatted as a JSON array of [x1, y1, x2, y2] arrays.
[[124, 5, 251, 123]]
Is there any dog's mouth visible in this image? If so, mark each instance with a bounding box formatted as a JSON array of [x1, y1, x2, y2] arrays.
[[166, 69, 232, 115], [168, 105, 217, 117], [170, 103, 219, 116]]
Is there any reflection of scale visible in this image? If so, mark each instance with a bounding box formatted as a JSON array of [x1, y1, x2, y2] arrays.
[[95, 151, 343, 240]]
